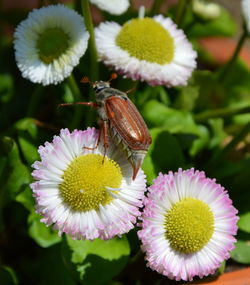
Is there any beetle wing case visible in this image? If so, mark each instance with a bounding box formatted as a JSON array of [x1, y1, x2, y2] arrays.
[[105, 96, 152, 150]]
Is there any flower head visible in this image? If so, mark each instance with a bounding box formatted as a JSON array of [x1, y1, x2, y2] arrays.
[[14, 5, 89, 86], [90, 0, 129, 15], [138, 169, 238, 281], [31, 128, 146, 240], [242, 0, 250, 34], [95, 14, 197, 87]]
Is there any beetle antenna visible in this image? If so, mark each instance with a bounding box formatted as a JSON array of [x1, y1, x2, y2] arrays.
[[108, 73, 118, 83], [80, 76, 93, 86]]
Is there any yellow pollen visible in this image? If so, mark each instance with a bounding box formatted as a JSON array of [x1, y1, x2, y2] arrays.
[[116, 17, 174, 65], [165, 198, 214, 254], [59, 154, 122, 212]]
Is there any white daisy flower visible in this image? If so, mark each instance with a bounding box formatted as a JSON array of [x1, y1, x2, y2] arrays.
[[31, 128, 146, 240], [95, 14, 197, 87], [138, 169, 238, 281], [14, 5, 89, 86], [90, 0, 129, 15], [242, 0, 250, 34]]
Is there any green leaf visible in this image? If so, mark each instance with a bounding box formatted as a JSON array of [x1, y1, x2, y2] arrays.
[[188, 7, 236, 38], [141, 154, 156, 185], [0, 266, 18, 285], [17, 131, 39, 165], [150, 129, 185, 174], [28, 212, 61, 248], [142, 101, 209, 156], [0, 73, 13, 103], [20, 243, 75, 285], [231, 239, 250, 264], [15, 184, 34, 211], [208, 119, 227, 149], [189, 125, 209, 156], [15, 118, 40, 165], [15, 118, 38, 139], [62, 84, 74, 103], [238, 212, 250, 234], [142, 100, 197, 133], [0, 137, 31, 206], [191, 70, 216, 110], [175, 85, 199, 111], [64, 235, 130, 284]]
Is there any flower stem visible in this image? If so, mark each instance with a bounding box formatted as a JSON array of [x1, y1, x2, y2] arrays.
[[27, 85, 43, 117], [175, 0, 188, 27], [218, 28, 248, 81], [205, 121, 250, 171], [150, 0, 164, 16], [67, 74, 83, 129], [81, 0, 98, 125], [194, 105, 250, 123], [81, 0, 99, 85]]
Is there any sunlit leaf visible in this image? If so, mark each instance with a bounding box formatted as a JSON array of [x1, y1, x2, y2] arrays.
[[238, 212, 250, 234], [231, 239, 250, 264], [28, 212, 61, 248]]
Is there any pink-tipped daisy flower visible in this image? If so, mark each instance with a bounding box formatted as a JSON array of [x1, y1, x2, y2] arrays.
[[138, 168, 238, 281], [95, 12, 197, 87], [31, 128, 146, 240]]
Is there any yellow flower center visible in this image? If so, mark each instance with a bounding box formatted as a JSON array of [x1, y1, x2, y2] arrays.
[[37, 28, 69, 64], [59, 154, 122, 212], [165, 198, 214, 254], [116, 18, 174, 65]]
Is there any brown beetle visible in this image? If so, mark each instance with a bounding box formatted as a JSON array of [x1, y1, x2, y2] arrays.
[[60, 74, 152, 180]]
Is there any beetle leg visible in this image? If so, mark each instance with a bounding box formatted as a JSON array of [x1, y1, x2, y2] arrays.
[[58, 102, 99, 108], [102, 120, 109, 164]]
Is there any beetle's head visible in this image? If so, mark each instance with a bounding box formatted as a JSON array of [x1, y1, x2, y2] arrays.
[[92, 81, 110, 93], [80, 73, 118, 96]]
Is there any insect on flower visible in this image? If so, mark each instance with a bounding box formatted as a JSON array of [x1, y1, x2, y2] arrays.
[[59, 74, 152, 180]]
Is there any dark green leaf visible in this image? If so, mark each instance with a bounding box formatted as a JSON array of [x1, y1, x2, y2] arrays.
[[150, 129, 185, 174], [0, 137, 31, 206], [0, 266, 18, 285], [0, 73, 13, 103], [64, 235, 130, 284]]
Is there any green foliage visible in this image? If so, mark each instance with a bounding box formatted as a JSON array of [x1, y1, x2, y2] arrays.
[[186, 7, 237, 38], [0, 266, 18, 285], [63, 236, 130, 284], [28, 211, 62, 248], [231, 232, 250, 264], [0, 137, 31, 206]]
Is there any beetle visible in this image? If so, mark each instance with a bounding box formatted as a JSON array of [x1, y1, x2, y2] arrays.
[[60, 74, 152, 180]]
